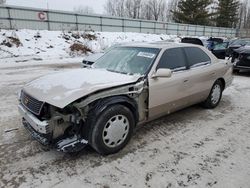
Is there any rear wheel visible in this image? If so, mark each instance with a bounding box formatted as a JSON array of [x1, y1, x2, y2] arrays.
[[90, 105, 135, 155], [202, 80, 223, 109]]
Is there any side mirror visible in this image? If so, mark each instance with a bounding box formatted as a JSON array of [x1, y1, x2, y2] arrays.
[[152, 68, 172, 78]]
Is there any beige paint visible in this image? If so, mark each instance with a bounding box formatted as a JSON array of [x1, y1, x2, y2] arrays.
[[147, 44, 233, 120], [21, 42, 233, 122], [23, 68, 141, 109]]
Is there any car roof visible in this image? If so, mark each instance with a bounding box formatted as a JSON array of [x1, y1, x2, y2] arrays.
[[120, 41, 201, 49]]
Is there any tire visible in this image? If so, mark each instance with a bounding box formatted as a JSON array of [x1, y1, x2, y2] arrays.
[[90, 105, 135, 155], [233, 69, 239, 74], [202, 80, 223, 109]]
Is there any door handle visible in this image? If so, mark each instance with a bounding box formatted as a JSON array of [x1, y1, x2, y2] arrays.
[[184, 79, 188, 83]]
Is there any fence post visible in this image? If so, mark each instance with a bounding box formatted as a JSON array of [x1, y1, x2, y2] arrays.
[[100, 16, 103, 32], [46, 10, 50, 31], [165, 23, 168, 35], [177, 24, 179, 36], [122, 19, 124, 32], [154, 22, 156, 34], [7, 7, 12, 29], [139, 20, 142, 33], [75, 14, 79, 31]]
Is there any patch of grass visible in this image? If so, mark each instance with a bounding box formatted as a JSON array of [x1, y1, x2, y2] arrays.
[[71, 32, 81, 39], [1, 36, 22, 47], [69, 42, 92, 55], [82, 33, 97, 41]]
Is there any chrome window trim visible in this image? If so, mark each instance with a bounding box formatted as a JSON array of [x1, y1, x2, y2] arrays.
[[190, 61, 211, 69]]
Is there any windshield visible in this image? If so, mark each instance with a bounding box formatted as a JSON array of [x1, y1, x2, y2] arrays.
[[231, 39, 250, 46], [93, 47, 160, 75], [213, 42, 228, 50]]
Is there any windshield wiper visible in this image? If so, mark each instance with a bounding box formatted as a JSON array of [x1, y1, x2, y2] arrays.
[[107, 69, 128, 75]]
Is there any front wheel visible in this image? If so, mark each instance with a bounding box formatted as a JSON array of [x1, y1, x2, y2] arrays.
[[90, 105, 135, 155], [202, 80, 223, 109]]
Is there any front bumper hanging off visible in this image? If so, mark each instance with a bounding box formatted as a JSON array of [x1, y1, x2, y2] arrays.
[[19, 104, 88, 152], [18, 104, 51, 145]]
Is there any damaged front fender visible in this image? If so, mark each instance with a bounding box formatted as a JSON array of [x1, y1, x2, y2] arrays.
[[73, 79, 148, 123]]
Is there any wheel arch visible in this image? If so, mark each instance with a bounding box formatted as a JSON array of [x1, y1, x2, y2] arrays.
[[84, 95, 138, 144], [93, 95, 139, 123], [216, 77, 226, 91]]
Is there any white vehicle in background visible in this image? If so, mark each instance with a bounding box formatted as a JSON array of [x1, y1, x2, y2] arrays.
[[82, 52, 104, 68]]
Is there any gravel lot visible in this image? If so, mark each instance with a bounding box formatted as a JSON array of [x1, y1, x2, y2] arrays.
[[0, 58, 250, 188]]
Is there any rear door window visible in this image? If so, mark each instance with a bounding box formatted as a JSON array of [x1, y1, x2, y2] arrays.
[[184, 47, 211, 68], [157, 48, 187, 71]]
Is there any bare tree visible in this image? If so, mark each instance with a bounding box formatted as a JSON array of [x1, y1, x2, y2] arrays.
[[166, 0, 179, 22], [104, 0, 174, 21], [104, 0, 125, 17], [150, 0, 167, 21], [0, 0, 6, 5], [141, 1, 154, 20], [239, 0, 250, 29], [245, 7, 250, 29], [74, 5, 94, 14], [141, 0, 167, 21], [124, 0, 142, 19]]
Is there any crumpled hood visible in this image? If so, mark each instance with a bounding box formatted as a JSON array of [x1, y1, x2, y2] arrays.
[[23, 68, 140, 108]]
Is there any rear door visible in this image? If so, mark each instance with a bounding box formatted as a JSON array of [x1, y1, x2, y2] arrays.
[[148, 47, 191, 119], [183, 47, 217, 104]]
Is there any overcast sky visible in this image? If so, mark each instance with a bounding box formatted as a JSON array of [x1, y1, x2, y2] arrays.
[[6, 0, 106, 14]]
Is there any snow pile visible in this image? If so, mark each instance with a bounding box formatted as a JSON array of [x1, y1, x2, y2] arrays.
[[0, 29, 179, 61]]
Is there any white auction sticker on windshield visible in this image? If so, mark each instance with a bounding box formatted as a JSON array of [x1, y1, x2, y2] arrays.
[[137, 52, 155, 58]]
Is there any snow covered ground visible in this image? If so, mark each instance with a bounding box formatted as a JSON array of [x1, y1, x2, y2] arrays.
[[0, 30, 250, 188], [0, 29, 180, 62], [0, 58, 250, 188]]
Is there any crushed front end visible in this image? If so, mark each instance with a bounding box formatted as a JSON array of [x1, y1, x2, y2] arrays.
[[18, 90, 88, 152], [18, 78, 148, 153]]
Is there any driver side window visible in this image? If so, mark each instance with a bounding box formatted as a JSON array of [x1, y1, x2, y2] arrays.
[[157, 48, 187, 71]]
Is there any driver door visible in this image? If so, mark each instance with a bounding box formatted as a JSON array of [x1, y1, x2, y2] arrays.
[[148, 47, 191, 120]]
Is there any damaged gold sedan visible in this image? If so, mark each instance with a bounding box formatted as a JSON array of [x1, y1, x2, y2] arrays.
[[18, 42, 233, 154]]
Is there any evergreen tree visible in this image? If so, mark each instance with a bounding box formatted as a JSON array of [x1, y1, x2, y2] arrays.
[[215, 0, 240, 28], [172, 0, 213, 25]]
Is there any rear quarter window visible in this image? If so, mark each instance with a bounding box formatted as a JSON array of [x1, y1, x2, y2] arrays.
[[184, 47, 211, 68]]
